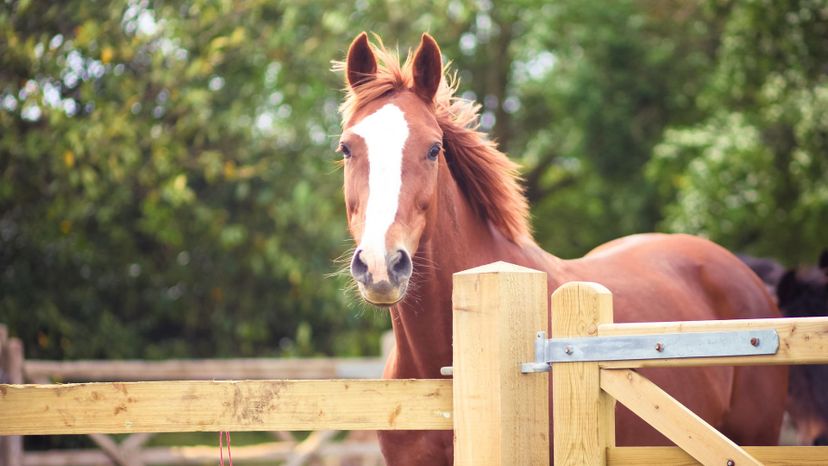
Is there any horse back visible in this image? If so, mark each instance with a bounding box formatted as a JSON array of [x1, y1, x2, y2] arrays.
[[571, 233, 780, 323]]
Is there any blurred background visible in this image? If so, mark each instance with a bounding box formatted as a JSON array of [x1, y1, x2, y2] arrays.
[[2, 0, 827, 462], [2, 0, 827, 363]]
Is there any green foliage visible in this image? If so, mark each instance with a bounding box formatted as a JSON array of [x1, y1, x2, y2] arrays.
[[506, 1, 720, 256], [1, 0, 825, 362], [649, 113, 776, 244], [647, 1, 828, 263], [0, 0, 388, 359]]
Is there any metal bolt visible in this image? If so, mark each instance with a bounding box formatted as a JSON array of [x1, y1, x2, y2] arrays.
[[564, 345, 574, 355], [655, 342, 664, 352], [750, 337, 760, 347], [726, 460, 735, 466]]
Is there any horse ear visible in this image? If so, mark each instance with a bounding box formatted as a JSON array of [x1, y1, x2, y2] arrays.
[[412, 33, 442, 102], [776, 269, 799, 310], [346, 32, 377, 89]]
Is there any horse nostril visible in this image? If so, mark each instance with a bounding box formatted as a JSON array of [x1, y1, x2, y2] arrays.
[[350, 249, 370, 283], [389, 249, 412, 284]]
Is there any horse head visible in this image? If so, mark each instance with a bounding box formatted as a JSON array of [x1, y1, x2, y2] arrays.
[[338, 33, 444, 306]]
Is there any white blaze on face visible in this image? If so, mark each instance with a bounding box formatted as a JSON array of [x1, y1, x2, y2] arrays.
[[351, 103, 409, 264]]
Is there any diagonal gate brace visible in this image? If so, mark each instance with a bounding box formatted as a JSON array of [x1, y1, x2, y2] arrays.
[[521, 329, 779, 373]]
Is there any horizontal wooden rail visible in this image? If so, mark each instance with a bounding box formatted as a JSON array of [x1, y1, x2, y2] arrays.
[[607, 446, 828, 465], [21, 441, 382, 466], [24, 357, 385, 381], [0, 379, 453, 435], [597, 316, 828, 368]]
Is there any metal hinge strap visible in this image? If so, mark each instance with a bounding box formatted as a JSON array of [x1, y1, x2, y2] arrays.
[[521, 329, 779, 373]]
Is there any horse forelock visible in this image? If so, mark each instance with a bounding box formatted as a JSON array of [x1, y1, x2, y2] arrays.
[[334, 37, 532, 244]]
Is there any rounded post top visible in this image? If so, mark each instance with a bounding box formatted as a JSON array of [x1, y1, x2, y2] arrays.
[[552, 281, 612, 297], [454, 261, 546, 276]]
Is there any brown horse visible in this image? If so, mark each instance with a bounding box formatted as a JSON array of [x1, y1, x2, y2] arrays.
[[335, 32, 787, 465], [777, 251, 828, 446]]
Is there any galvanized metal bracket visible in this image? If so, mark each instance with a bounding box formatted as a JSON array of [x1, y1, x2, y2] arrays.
[[520, 329, 779, 373]]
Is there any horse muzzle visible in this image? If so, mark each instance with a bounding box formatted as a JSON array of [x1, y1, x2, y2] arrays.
[[350, 247, 412, 306]]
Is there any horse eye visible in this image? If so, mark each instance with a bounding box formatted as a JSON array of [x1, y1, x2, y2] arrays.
[[339, 142, 352, 159], [427, 143, 441, 161]]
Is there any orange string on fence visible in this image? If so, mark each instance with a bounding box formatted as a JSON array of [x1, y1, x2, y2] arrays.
[[219, 431, 233, 466]]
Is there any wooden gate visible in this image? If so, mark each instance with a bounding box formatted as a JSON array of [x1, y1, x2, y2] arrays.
[[2, 262, 828, 465], [548, 280, 828, 465]]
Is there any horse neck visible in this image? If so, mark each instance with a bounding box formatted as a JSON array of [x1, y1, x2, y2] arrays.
[[386, 165, 523, 379]]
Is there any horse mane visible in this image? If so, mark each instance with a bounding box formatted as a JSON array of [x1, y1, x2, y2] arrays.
[[333, 37, 532, 244]]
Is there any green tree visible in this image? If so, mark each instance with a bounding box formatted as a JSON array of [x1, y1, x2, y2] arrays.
[[0, 0, 384, 359], [503, 1, 720, 256], [647, 0, 828, 263]]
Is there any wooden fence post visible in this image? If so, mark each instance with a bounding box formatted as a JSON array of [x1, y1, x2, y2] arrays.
[[552, 282, 615, 466], [452, 262, 549, 466], [0, 324, 7, 466], [1, 324, 24, 466]]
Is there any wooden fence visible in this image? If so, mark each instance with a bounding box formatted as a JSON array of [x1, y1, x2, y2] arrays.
[[0, 327, 390, 466], [1, 325, 24, 466], [3, 262, 828, 465]]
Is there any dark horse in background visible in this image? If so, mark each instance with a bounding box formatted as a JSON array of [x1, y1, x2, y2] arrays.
[[335, 32, 787, 466], [742, 251, 828, 446]]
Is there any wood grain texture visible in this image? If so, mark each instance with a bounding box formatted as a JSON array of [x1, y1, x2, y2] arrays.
[[0, 379, 452, 435], [597, 316, 828, 368], [601, 369, 760, 466], [607, 446, 828, 465], [551, 282, 616, 466], [452, 262, 549, 466], [23, 357, 386, 381]]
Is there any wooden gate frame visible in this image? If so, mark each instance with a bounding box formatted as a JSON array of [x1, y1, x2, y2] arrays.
[[550, 280, 828, 466], [2, 262, 828, 465]]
